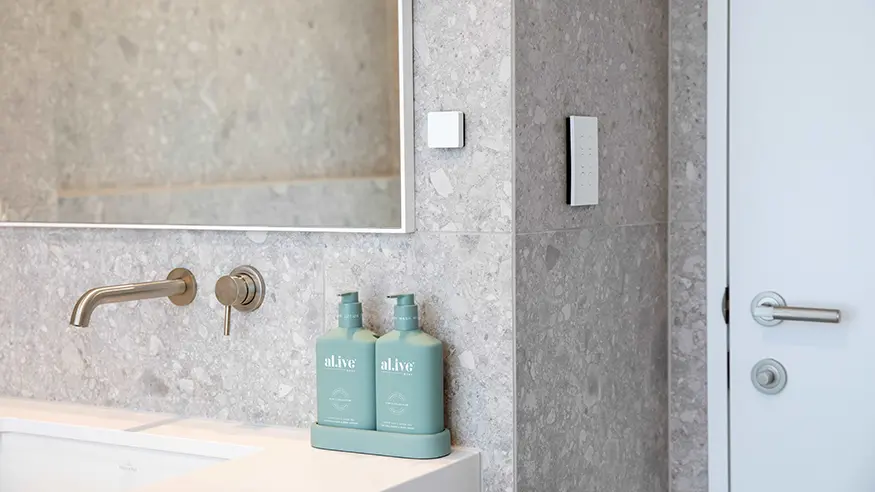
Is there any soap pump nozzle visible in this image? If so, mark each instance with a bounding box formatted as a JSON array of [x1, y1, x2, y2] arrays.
[[388, 293, 414, 305], [388, 294, 419, 331], [338, 291, 363, 328]]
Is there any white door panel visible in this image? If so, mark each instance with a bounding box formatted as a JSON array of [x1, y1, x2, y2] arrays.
[[729, 1, 875, 491]]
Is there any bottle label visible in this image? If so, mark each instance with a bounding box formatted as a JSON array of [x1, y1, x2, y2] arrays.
[[379, 391, 415, 431], [330, 387, 352, 411], [322, 416, 361, 426], [323, 355, 357, 372], [380, 357, 415, 375], [379, 420, 415, 431], [385, 392, 408, 415], [320, 387, 361, 426]]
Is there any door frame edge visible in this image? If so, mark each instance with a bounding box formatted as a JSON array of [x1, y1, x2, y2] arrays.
[[706, 0, 730, 490]]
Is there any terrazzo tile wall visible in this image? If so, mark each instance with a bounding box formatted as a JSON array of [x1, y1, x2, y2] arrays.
[[668, 0, 708, 490], [514, 0, 669, 490], [1, 0, 706, 489], [0, 1, 514, 490]]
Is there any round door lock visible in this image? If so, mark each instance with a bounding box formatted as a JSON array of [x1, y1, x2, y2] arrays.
[[751, 359, 788, 395]]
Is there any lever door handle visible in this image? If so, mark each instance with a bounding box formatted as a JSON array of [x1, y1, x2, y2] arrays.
[[751, 291, 841, 326]]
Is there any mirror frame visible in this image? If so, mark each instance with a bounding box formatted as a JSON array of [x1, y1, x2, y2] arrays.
[[2, 0, 414, 234]]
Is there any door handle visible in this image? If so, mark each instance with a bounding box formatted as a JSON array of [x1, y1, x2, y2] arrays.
[[751, 291, 841, 326]]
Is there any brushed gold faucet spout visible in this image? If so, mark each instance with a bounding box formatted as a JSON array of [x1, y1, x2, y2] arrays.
[[69, 268, 197, 328]]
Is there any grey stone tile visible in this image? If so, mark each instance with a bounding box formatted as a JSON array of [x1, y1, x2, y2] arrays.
[[669, 0, 707, 223], [0, 230, 24, 395], [669, 221, 707, 492], [0, 227, 513, 492], [413, 233, 514, 492], [515, 0, 669, 233], [669, 0, 707, 489], [0, 228, 324, 427], [516, 225, 668, 492], [325, 232, 514, 492], [413, 1, 513, 233]]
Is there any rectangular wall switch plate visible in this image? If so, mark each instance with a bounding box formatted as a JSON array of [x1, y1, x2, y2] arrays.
[[428, 111, 465, 149], [566, 116, 599, 206]]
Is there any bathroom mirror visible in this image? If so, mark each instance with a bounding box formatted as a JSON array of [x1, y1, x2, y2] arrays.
[[0, 0, 413, 232]]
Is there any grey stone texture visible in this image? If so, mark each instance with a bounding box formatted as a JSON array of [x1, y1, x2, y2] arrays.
[[668, 0, 707, 490], [668, 222, 707, 492], [516, 226, 668, 492], [669, 0, 707, 224], [514, 0, 670, 490], [515, 0, 669, 234]]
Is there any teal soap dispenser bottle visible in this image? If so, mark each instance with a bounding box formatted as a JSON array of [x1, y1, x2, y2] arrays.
[[316, 292, 378, 430], [375, 294, 445, 435]]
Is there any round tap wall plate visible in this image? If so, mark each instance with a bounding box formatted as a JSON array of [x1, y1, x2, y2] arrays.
[[230, 265, 265, 312], [167, 268, 197, 306]]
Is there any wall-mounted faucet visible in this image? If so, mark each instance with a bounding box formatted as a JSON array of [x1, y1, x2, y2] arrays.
[[69, 268, 197, 328]]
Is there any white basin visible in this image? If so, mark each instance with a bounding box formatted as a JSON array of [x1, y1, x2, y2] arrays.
[[0, 399, 481, 491], [0, 418, 259, 492]]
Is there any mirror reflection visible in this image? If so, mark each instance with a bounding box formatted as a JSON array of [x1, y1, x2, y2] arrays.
[[0, 0, 403, 229]]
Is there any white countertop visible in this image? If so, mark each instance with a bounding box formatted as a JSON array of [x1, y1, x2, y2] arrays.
[[0, 398, 480, 491]]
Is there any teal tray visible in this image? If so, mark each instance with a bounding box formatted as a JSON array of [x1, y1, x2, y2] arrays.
[[311, 423, 451, 459]]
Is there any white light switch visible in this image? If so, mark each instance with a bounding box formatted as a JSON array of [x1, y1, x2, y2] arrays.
[[567, 116, 599, 206], [428, 111, 465, 149]]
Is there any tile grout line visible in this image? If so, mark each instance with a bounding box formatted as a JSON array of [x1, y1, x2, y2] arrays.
[[667, 0, 676, 483], [515, 220, 669, 236], [510, 0, 518, 487]]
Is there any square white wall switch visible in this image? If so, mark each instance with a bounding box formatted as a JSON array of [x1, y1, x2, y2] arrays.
[[427, 111, 465, 149], [566, 116, 599, 206]]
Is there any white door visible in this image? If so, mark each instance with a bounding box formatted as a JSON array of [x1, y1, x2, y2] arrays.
[[729, 1, 875, 490]]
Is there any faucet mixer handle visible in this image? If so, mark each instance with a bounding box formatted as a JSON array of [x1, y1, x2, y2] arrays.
[[215, 266, 266, 337]]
